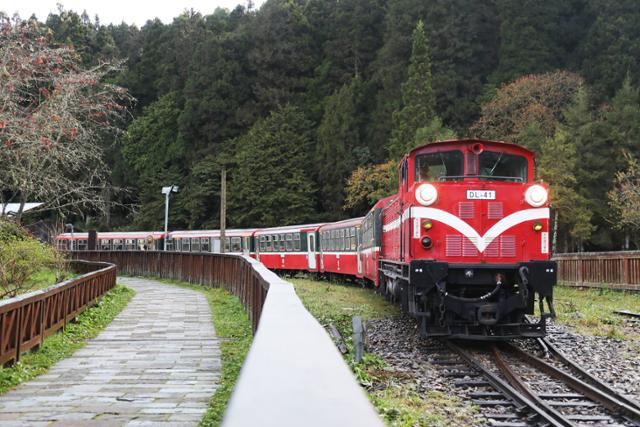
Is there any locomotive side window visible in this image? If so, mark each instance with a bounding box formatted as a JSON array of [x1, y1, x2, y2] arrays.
[[202, 238, 210, 252], [415, 151, 463, 182], [286, 233, 292, 251], [478, 151, 527, 182]]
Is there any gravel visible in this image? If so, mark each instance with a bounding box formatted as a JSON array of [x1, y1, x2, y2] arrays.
[[366, 315, 640, 426], [543, 321, 640, 401], [366, 316, 488, 425]]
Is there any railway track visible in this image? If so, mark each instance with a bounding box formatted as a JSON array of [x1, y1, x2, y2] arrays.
[[425, 338, 640, 426]]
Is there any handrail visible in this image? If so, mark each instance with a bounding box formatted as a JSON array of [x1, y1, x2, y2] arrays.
[[553, 251, 640, 291], [69, 251, 383, 426], [0, 260, 116, 366]]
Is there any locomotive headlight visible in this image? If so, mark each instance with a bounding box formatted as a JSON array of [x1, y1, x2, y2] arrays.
[[416, 183, 438, 206], [525, 185, 548, 207], [421, 236, 433, 249], [422, 219, 433, 230], [533, 221, 543, 232]]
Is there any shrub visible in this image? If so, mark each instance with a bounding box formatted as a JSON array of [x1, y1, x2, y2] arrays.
[[0, 220, 61, 299]]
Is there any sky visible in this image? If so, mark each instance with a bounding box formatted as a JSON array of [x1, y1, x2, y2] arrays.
[[0, 0, 265, 27]]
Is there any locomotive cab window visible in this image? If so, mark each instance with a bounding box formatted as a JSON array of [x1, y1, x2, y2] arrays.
[[415, 151, 463, 182], [477, 151, 527, 182]]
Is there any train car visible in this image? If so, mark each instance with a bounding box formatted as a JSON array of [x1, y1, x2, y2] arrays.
[[254, 224, 324, 272], [373, 139, 556, 339], [318, 217, 364, 278], [55, 232, 89, 251], [55, 231, 166, 251], [166, 229, 256, 255]]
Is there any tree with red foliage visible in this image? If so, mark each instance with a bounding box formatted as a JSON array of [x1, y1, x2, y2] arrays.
[[0, 18, 132, 221], [471, 71, 584, 148]]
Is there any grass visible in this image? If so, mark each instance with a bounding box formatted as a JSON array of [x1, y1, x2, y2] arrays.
[[152, 278, 253, 427], [0, 284, 134, 394], [290, 276, 478, 426], [552, 284, 640, 340]]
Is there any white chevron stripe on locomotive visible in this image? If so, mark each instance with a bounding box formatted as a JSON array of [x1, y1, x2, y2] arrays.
[[411, 207, 549, 253]]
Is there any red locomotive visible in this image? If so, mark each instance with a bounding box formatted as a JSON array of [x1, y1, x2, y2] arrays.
[[57, 139, 556, 339], [366, 139, 556, 338]]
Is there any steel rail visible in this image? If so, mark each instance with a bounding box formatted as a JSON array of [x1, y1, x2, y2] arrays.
[[614, 310, 640, 319], [444, 340, 567, 427], [490, 344, 576, 427], [534, 338, 640, 418]]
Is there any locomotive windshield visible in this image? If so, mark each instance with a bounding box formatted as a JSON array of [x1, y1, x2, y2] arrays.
[[477, 151, 527, 182], [415, 151, 463, 182]]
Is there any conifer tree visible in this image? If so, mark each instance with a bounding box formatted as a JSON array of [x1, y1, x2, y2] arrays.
[[315, 78, 366, 219], [228, 105, 317, 227], [387, 20, 436, 158], [538, 129, 594, 252], [608, 153, 640, 249]]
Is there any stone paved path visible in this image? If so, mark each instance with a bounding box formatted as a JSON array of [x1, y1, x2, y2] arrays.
[[0, 277, 220, 426]]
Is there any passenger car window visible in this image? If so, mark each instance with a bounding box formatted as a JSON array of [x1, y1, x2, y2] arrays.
[[415, 151, 463, 182], [231, 237, 242, 252]]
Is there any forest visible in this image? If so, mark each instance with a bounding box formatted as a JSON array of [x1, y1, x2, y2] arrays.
[[3, 0, 640, 252]]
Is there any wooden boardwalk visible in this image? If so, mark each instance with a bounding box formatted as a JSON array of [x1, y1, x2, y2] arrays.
[[0, 277, 220, 426]]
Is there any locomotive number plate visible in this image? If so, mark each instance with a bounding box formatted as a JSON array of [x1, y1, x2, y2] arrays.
[[467, 190, 496, 200]]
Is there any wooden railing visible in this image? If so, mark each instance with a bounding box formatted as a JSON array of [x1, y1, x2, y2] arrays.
[[554, 251, 640, 291], [0, 260, 116, 366], [69, 251, 383, 426], [71, 251, 268, 332]]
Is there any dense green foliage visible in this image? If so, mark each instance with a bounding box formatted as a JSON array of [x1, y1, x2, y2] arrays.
[[12, 1, 640, 250], [0, 219, 63, 299], [0, 285, 134, 394]]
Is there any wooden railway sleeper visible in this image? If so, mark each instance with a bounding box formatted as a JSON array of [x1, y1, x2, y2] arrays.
[[502, 341, 640, 424], [444, 340, 567, 427]]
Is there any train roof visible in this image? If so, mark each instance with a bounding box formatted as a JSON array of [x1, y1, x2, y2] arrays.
[[56, 231, 166, 240], [169, 229, 256, 238], [318, 217, 364, 230], [408, 138, 534, 157], [56, 232, 89, 240], [254, 223, 325, 234]]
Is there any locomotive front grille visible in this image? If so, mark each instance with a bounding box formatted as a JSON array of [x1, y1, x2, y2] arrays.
[[458, 202, 474, 219], [487, 202, 503, 219], [445, 234, 516, 257]]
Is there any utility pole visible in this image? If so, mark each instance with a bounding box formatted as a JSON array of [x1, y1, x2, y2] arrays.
[[220, 168, 227, 254], [162, 185, 179, 251]]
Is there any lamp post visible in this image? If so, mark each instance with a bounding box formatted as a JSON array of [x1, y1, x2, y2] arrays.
[[65, 223, 74, 251], [161, 185, 179, 251]]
